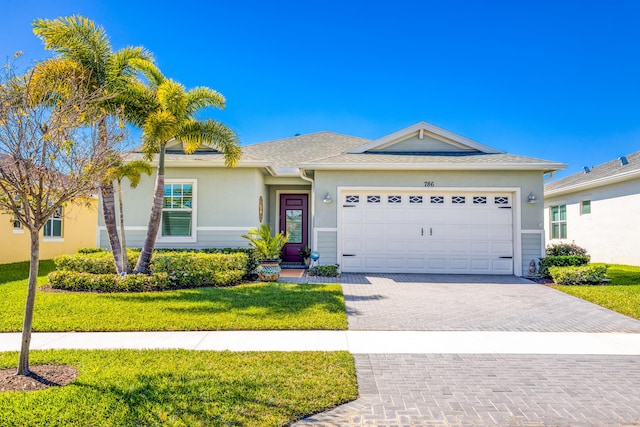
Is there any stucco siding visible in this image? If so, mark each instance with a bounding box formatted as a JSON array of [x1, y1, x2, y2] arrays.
[[1, 198, 98, 264], [99, 228, 252, 250], [544, 177, 640, 265]]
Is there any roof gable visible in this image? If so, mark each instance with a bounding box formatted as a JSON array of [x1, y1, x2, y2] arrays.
[[348, 121, 503, 154]]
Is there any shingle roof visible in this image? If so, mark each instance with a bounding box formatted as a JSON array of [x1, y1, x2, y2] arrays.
[[545, 151, 640, 194], [130, 129, 565, 173], [241, 131, 369, 168]]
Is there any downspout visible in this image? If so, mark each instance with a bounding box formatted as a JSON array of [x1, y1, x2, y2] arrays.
[[298, 168, 315, 249]]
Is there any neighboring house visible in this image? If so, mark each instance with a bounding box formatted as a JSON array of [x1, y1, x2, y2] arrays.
[[101, 121, 565, 276], [0, 198, 98, 264], [544, 151, 640, 266]]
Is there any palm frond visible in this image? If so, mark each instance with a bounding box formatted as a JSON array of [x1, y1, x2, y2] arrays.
[[105, 46, 154, 85], [115, 160, 153, 188], [32, 15, 111, 83], [142, 110, 178, 150], [157, 80, 188, 118], [177, 119, 241, 167], [185, 87, 226, 115], [129, 57, 165, 87]]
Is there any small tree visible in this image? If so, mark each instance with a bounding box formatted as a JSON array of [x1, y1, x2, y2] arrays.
[[0, 58, 125, 376], [109, 159, 152, 273], [133, 65, 241, 274]]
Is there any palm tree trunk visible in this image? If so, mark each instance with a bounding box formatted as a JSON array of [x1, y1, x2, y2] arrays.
[[117, 180, 130, 273], [101, 183, 125, 274], [18, 230, 40, 375], [134, 144, 165, 274]]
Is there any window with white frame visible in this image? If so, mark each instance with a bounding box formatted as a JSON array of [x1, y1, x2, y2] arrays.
[[161, 181, 194, 238], [580, 200, 591, 215], [43, 206, 63, 238], [550, 205, 566, 239]]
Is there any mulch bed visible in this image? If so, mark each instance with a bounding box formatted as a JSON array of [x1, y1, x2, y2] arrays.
[[0, 365, 78, 392]]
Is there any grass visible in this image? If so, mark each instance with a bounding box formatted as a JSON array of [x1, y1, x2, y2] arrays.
[[0, 349, 357, 427], [552, 264, 640, 320], [0, 261, 347, 332]]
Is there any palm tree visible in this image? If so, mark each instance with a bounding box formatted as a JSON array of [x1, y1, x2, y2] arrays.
[[133, 69, 241, 274], [32, 15, 157, 274], [107, 159, 152, 273]]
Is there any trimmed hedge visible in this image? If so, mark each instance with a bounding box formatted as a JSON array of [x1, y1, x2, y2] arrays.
[[545, 243, 589, 257], [309, 265, 340, 277], [549, 265, 608, 286], [538, 255, 590, 278], [153, 252, 247, 287], [49, 270, 169, 292], [50, 248, 249, 292], [54, 249, 140, 274]]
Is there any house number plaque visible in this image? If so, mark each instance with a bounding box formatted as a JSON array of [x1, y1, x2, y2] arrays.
[[424, 181, 435, 187]]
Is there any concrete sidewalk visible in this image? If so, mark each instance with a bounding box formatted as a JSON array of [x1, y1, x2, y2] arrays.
[[2, 330, 640, 355]]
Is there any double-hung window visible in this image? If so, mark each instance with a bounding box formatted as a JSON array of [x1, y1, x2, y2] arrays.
[[43, 206, 63, 238], [161, 180, 196, 240], [550, 205, 567, 239]]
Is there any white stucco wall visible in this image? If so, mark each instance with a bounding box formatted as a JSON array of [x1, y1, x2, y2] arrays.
[[544, 177, 640, 266]]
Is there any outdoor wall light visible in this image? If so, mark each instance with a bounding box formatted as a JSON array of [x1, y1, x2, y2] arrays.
[[527, 192, 538, 204], [323, 192, 333, 204]]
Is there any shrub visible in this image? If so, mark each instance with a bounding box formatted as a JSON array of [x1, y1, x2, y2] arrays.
[[538, 255, 590, 278], [545, 243, 589, 257], [308, 264, 340, 277], [48, 270, 170, 292], [549, 265, 608, 285], [77, 247, 107, 254], [152, 252, 247, 287], [54, 250, 138, 274]]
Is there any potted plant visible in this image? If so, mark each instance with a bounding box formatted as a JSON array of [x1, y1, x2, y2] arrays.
[[299, 246, 312, 267], [242, 224, 289, 281]]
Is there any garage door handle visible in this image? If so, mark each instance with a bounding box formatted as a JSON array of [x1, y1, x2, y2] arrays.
[[499, 256, 513, 259], [343, 254, 356, 257]]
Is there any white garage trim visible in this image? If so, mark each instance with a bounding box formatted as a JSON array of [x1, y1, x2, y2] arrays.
[[337, 187, 522, 276]]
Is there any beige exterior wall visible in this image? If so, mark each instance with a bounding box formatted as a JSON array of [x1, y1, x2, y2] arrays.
[[544, 177, 640, 266], [0, 198, 98, 265], [100, 166, 269, 249]]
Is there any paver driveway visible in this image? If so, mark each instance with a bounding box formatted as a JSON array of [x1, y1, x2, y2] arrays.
[[295, 274, 640, 426]]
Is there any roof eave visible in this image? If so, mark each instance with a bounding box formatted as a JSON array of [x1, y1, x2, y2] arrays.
[[299, 162, 567, 172], [545, 169, 640, 197]]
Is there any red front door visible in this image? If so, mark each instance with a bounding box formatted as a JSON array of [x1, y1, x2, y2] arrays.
[[279, 194, 308, 263]]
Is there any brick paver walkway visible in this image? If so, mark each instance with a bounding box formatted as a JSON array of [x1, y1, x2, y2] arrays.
[[293, 273, 640, 426]]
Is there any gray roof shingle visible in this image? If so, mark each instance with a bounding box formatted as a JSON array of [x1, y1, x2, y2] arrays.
[[545, 151, 640, 193]]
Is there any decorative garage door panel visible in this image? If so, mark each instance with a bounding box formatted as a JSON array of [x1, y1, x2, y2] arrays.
[[340, 191, 513, 274]]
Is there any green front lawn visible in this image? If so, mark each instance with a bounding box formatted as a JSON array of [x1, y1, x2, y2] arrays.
[[0, 349, 357, 427], [0, 261, 347, 332], [552, 264, 640, 320]]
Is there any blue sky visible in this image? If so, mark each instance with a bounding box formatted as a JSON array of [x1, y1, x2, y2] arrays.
[[2, 0, 639, 178]]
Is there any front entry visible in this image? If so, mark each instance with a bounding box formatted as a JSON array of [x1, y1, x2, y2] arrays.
[[279, 194, 308, 263]]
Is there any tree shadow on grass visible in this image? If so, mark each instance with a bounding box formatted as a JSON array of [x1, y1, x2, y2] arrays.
[[0, 260, 56, 285], [102, 283, 347, 317]]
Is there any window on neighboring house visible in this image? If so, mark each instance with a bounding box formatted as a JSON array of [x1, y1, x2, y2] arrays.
[[12, 200, 23, 232], [581, 200, 591, 215], [550, 205, 566, 239], [43, 206, 63, 238], [161, 182, 194, 237]]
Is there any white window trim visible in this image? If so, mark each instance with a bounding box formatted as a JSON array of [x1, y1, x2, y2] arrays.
[[43, 207, 64, 240], [580, 199, 591, 216], [157, 178, 197, 243], [550, 204, 567, 240]]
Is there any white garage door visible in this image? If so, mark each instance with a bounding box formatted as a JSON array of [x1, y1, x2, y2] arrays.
[[340, 190, 514, 274]]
